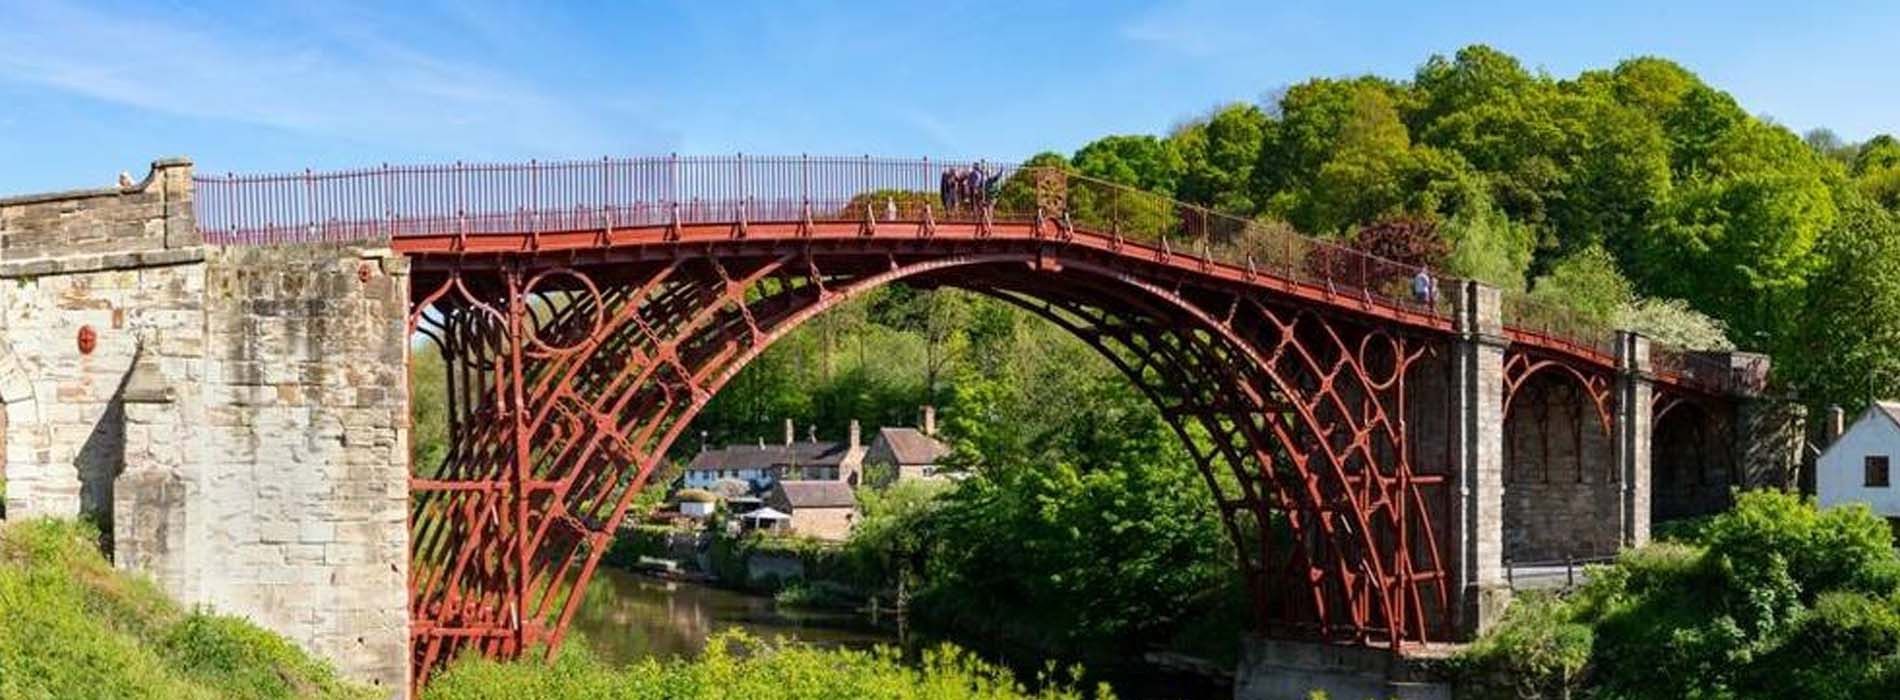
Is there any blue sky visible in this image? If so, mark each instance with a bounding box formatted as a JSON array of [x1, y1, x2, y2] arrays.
[[1, 0, 1896, 194]]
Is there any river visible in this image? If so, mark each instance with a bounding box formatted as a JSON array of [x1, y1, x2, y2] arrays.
[[568, 566, 898, 664], [568, 566, 1231, 699]]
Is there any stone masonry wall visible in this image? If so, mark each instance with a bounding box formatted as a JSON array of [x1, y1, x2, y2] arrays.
[[0, 162, 410, 697], [0, 159, 202, 527], [196, 243, 410, 692], [1503, 380, 1622, 562]]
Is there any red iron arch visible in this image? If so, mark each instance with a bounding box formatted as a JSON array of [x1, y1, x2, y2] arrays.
[[404, 249, 1456, 686]]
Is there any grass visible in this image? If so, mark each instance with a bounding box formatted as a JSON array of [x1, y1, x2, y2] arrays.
[[423, 631, 1114, 700], [0, 518, 376, 700]]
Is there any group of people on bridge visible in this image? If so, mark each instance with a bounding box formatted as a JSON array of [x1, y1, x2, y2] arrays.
[[940, 163, 1002, 213]]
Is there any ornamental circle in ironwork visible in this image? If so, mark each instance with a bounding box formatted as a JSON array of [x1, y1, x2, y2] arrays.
[[1356, 332, 1404, 390], [521, 267, 605, 356]]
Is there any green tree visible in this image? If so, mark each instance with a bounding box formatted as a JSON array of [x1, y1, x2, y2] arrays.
[[1071, 135, 1185, 194], [1170, 103, 1269, 213], [1786, 196, 1900, 411], [1527, 244, 1634, 322], [1438, 182, 1536, 289]]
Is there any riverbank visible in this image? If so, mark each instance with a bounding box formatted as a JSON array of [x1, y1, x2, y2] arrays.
[[0, 518, 375, 700], [580, 557, 1233, 700]]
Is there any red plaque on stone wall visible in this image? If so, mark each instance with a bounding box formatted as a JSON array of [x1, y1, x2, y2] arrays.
[[77, 325, 97, 355]]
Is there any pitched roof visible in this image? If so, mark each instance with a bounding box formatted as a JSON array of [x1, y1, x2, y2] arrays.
[[875, 427, 951, 465], [1879, 401, 1900, 428], [773, 480, 858, 509], [687, 440, 854, 472], [1819, 401, 1900, 464]]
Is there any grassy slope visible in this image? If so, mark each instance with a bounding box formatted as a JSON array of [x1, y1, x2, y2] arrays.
[[0, 519, 376, 700]]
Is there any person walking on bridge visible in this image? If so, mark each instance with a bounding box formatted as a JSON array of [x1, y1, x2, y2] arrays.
[[1412, 265, 1436, 306], [940, 168, 959, 212], [966, 162, 987, 211]]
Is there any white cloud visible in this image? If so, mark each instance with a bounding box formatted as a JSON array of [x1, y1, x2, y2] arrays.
[[0, 0, 660, 159], [1118, 0, 1263, 58]]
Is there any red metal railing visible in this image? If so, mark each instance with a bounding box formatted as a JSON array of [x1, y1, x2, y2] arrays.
[[1499, 290, 1620, 363], [189, 156, 1784, 383], [193, 155, 1455, 316]]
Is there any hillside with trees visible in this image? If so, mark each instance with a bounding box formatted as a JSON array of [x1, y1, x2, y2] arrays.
[[1036, 45, 1900, 412]]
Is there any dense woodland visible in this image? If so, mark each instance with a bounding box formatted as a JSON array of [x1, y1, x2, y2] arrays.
[[405, 46, 1900, 695]]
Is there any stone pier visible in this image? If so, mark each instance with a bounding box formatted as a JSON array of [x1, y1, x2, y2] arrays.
[[0, 160, 410, 696]]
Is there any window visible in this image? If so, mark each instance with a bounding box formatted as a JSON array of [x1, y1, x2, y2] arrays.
[[1866, 455, 1891, 488]]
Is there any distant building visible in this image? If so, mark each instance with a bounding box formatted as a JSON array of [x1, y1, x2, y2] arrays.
[[866, 406, 955, 486], [681, 419, 867, 492], [1817, 401, 1900, 534], [764, 479, 859, 541]]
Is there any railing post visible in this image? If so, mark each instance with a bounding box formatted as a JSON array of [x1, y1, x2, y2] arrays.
[[381, 163, 392, 243], [1565, 556, 1575, 588], [304, 168, 316, 242], [668, 152, 680, 210], [529, 158, 540, 237], [225, 172, 237, 245], [601, 156, 613, 237]]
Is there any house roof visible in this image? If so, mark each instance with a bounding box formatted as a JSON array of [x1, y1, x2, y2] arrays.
[[742, 507, 791, 521], [875, 427, 951, 465], [1818, 401, 1900, 465], [1879, 401, 1900, 429], [773, 480, 858, 509], [687, 440, 855, 473]]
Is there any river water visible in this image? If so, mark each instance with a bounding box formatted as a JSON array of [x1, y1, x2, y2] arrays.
[[568, 566, 898, 664], [568, 566, 1231, 699]]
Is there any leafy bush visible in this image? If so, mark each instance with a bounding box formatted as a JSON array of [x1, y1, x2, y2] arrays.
[[424, 631, 1114, 700], [603, 524, 676, 569], [1456, 593, 1591, 698], [0, 518, 373, 700], [1463, 491, 1900, 700]]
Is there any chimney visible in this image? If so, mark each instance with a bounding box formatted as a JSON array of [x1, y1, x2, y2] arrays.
[[1825, 405, 1846, 446], [784, 418, 795, 447], [849, 419, 861, 450], [922, 405, 936, 436]]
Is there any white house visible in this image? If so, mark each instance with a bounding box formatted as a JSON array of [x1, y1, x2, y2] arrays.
[[1817, 401, 1900, 530]]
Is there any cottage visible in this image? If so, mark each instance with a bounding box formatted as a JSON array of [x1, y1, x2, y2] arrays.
[[763, 480, 859, 541], [1817, 401, 1900, 534], [866, 406, 954, 486], [681, 419, 868, 492]]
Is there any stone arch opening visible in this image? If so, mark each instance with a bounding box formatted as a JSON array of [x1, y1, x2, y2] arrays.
[[1651, 397, 1736, 523], [1501, 355, 1619, 563]]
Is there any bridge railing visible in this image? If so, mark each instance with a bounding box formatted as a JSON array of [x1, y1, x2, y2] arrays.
[[1498, 290, 1620, 362], [194, 156, 1025, 244], [193, 156, 1456, 316], [1650, 345, 1769, 396]]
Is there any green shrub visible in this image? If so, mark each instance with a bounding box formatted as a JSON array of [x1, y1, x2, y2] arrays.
[[1455, 593, 1591, 697], [423, 631, 1114, 700], [603, 524, 675, 569], [1472, 491, 1900, 700]]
